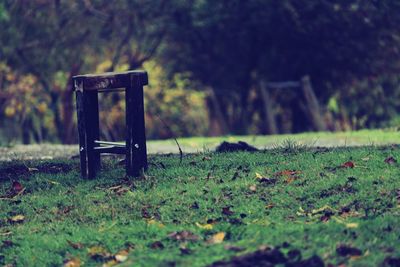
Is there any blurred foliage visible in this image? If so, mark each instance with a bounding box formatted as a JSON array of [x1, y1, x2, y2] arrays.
[[164, 0, 400, 133], [338, 75, 400, 129], [0, 63, 55, 144], [1, 0, 400, 144], [0, 61, 208, 143], [96, 61, 208, 141]]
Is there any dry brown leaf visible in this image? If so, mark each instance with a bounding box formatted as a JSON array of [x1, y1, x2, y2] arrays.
[[88, 245, 111, 260], [63, 258, 81, 267], [67, 240, 84, 250], [275, 170, 301, 177], [168, 231, 199, 241], [342, 161, 355, 168], [384, 156, 397, 165], [12, 181, 24, 193], [265, 204, 274, 209]]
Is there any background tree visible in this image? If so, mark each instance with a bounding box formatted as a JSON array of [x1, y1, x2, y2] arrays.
[[163, 0, 400, 134], [0, 0, 173, 143]]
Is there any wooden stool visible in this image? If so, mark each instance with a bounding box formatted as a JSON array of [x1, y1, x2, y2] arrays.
[[73, 70, 148, 178]]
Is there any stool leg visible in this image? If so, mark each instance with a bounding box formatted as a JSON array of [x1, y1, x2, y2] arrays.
[[83, 91, 99, 178], [76, 90, 87, 178], [126, 75, 148, 176], [89, 91, 101, 171]]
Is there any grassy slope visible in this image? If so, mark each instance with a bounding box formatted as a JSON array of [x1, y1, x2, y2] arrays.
[[1, 145, 400, 266]]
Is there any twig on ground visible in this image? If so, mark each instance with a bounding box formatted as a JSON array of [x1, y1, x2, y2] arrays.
[[155, 114, 183, 163]]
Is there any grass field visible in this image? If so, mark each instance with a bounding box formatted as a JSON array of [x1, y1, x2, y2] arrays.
[[148, 129, 400, 153], [1, 141, 400, 266]]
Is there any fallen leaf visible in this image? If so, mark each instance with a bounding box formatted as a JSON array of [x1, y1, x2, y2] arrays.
[[27, 167, 39, 172], [168, 231, 199, 241], [342, 161, 355, 168], [141, 208, 151, 219], [285, 177, 296, 184], [275, 170, 301, 177], [180, 246, 192, 255], [9, 215, 25, 223], [384, 156, 397, 165], [102, 260, 119, 267], [67, 240, 84, 249], [346, 223, 359, 229], [114, 249, 129, 262], [296, 207, 306, 216], [12, 181, 24, 193], [320, 214, 331, 222], [255, 172, 264, 179], [258, 244, 273, 251], [196, 222, 213, 230], [147, 219, 164, 228], [191, 202, 200, 209], [311, 205, 336, 215], [222, 207, 234, 216], [336, 245, 362, 257], [208, 232, 225, 244], [258, 177, 277, 185], [265, 204, 274, 209], [88, 245, 111, 260], [63, 258, 81, 267], [150, 241, 164, 249]]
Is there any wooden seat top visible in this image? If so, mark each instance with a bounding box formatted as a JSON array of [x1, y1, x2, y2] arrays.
[[73, 70, 148, 91]]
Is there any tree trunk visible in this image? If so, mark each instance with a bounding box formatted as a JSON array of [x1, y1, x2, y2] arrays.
[[206, 88, 229, 136], [231, 90, 251, 135], [61, 64, 82, 144], [301, 75, 327, 132], [259, 80, 278, 135]]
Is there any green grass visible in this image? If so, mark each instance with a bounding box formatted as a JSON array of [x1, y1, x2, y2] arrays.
[[1, 145, 400, 266], [148, 129, 400, 153]]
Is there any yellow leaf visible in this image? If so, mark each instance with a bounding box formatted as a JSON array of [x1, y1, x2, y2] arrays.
[[196, 222, 213, 230], [311, 205, 335, 215], [102, 259, 118, 267], [346, 223, 359, 228], [63, 258, 81, 267], [115, 249, 129, 262], [209, 232, 225, 244], [249, 185, 257, 192], [10, 215, 25, 223], [147, 219, 164, 228], [255, 172, 264, 179]]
